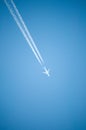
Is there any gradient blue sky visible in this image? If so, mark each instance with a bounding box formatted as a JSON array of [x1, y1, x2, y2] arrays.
[[0, 0, 86, 129]]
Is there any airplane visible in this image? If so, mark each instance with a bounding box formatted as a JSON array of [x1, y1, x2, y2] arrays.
[[43, 67, 50, 77]]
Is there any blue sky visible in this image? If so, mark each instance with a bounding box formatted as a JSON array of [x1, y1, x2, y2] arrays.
[[0, 0, 86, 129]]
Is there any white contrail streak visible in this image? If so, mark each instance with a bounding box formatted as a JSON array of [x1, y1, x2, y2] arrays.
[[4, 0, 43, 65], [11, 0, 44, 65], [4, 0, 50, 76]]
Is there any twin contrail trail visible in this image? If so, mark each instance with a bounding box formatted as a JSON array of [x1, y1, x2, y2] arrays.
[[4, 0, 50, 76]]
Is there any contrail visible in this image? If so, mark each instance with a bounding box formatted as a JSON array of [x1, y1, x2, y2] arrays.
[[4, 0, 43, 65], [4, 0, 42, 65], [4, 0, 50, 76], [11, 0, 44, 65]]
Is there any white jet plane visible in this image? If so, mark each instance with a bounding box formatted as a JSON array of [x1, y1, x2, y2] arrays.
[[43, 67, 50, 77]]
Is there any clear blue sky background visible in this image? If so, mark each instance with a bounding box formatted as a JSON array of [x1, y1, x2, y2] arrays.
[[0, 0, 86, 129]]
